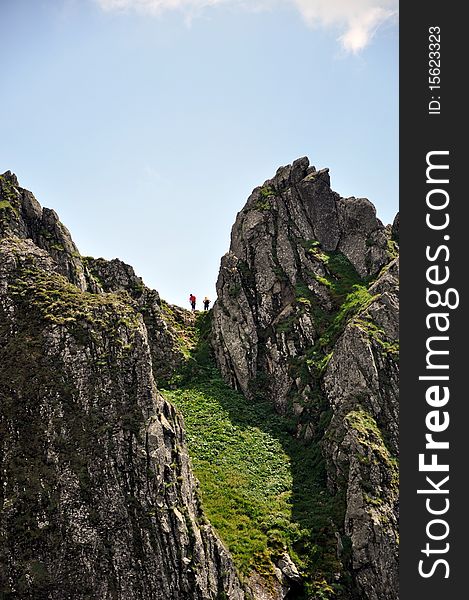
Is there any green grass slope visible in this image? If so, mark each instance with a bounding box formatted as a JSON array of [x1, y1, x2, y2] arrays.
[[161, 313, 349, 598]]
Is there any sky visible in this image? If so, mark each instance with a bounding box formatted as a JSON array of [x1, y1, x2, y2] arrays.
[[1, 0, 398, 308]]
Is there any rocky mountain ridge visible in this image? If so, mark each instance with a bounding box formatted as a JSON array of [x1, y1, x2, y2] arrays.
[[0, 171, 244, 599], [0, 160, 399, 600]]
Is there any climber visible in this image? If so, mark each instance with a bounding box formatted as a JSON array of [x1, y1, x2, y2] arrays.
[[189, 294, 196, 311], [203, 297, 211, 311]]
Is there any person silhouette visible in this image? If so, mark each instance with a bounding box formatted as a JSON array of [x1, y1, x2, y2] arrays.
[[189, 294, 196, 311]]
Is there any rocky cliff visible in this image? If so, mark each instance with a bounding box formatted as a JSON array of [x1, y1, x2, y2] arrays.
[[212, 158, 399, 600], [0, 172, 245, 599], [0, 161, 399, 600]]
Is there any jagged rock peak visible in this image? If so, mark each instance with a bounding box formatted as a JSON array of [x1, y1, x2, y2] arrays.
[[0, 172, 191, 383], [213, 157, 399, 600], [214, 157, 395, 404], [0, 171, 88, 290], [232, 156, 389, 278]]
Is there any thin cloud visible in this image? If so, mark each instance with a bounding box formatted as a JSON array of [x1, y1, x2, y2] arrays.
[[292, 0, 398, 53], [94, 0, 398, 52]]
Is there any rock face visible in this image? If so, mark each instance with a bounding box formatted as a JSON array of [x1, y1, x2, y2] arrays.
[[0, 172, 245, 599], [213, 158, 399, 599], [0, 172, 89, 291], [0, 172, 188, 385], [1, 162, 398, 600], [83, 256, 188, 384], [213, 158, 390, 411], [322, 259, 399, 600]]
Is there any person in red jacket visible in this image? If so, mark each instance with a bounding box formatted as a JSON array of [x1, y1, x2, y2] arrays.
[[189, 294, 196, 311]]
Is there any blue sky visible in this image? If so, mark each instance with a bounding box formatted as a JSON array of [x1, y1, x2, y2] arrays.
[[1, 0, 398, 308]]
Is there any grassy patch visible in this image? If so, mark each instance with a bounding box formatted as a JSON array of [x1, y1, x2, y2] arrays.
[[320, 285, 375, 348], [251, 185, 276, 211], [162, 315, 345, 595], [254, 200, 271, 211], [164, 377, 344, 587], [260, 185, 275, 198], [10, 265, 139, 345], [163, 382, 292, 575], [387, 239, 399, 260], [295, 282, 313, 306], [49, 243, 65, 252], [345, 408, 397, 471], [305, 242, 368, 301], [355, 318, 399, 357]]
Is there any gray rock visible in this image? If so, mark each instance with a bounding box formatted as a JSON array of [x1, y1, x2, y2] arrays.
[[212, 158, 399, 599], [0, 177, 245, 599], [337, 196, 388, 277], [391, 212, 399, 242], [297, 168, 341, 251], [83, 256, 187, 383], [277, 552, 302, 583], [1, 164, 399, 600], [1, 171, 89, 291]]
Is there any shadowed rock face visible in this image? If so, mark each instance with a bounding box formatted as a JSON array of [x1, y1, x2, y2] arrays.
[[0, 172, 244, 600], [213, 158, 399, 600]]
